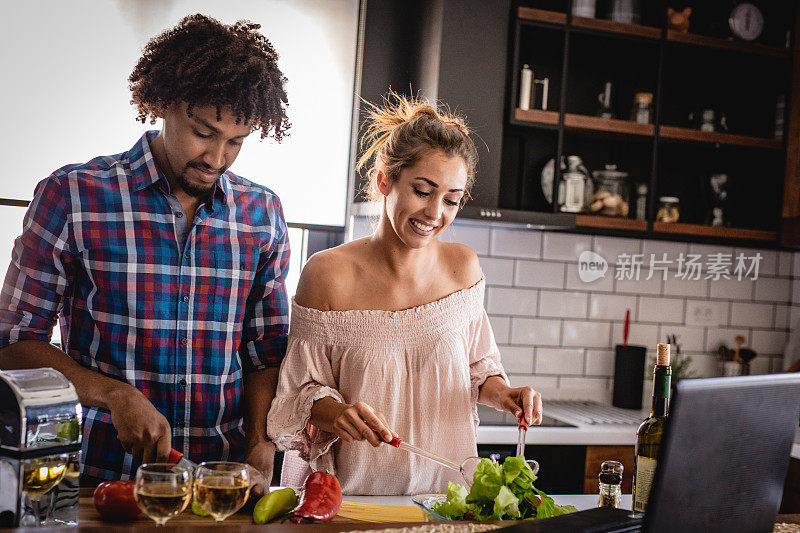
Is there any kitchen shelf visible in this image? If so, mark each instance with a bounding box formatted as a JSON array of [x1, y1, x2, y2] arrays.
[[666, 29, 791, 58], [565, 114, 655, 137], [571, 16, 660, 40], [659, 125, 784, 149], [575, 215, 648, 232], [513, 108, 559, 126], [652, 222, 778, 242], [517, 7, 566, 26]]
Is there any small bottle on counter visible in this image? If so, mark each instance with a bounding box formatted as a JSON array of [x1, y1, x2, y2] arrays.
[[597, 460, 623, 508], [635, 183, 648, 220]]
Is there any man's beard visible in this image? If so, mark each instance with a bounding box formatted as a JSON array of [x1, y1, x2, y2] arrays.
[[177, 166, 219, 198]]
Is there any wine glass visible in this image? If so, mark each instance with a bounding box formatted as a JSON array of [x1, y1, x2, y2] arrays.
[[22, 456, 68, 526], [134, 463, 192, 527], [193, 461, 251, 523]]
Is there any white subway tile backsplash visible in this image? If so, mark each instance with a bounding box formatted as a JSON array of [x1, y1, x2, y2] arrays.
[[490, 227, 541, 259], [481, 257, 515, 286], [444, 224, 490, 255], [499, 345, 535, 374], [585, 349, 615, 376], [657, 325, 705, 352], [662, 275, 708, 298], [685, 299, 729, 327], [541, 232, 592, 261], [687, 354, 718, 378], [511, 375, 558, 390], [793, 253, 800, 278], [489, 316, 511, 344], [592, 236, 641, 264], [730, 302, 774, 328], [611, 322, 659, 348], [562, 320, 612, 348], [510, 318, 561, 346], [588, 294, 637, 321], [614, 275, 662, 295], [640, 240, 689, 268], [689, 243, 734, 258], [775, 305, 790, 330], [566, 262, 614, 292], [791, 305, 800, 330], [751, 329, 788, 355], [709, 277, 754, 300], [778, 251, 792, 277], [538, 291, 588, 319], [736, 247, 777, 276], [350, 216, 374, 240], [638, 296, 684, 324], [749, 356, 771, 375], [535, 348, 584, 375], [754, 277, 791, 303], [515, 260, 565, 289], [558, 376, 610, 392], [487, 287, 538, 316]]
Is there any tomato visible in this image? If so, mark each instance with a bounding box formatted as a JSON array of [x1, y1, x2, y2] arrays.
[[93, 480, 141, 522]]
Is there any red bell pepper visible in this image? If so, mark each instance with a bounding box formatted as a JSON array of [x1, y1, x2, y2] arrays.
[[287, 471, 342, 523]]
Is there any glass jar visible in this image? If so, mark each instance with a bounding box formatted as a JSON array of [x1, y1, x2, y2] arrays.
[[590, 165, 630, 217], [557, 155, 593, 213], [631, 92, 653, 124], [656, 196, 680, 223], [597, 460, 623, 508]]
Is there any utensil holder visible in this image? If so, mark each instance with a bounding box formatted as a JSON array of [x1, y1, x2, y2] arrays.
[[612, 344, 646, 409]]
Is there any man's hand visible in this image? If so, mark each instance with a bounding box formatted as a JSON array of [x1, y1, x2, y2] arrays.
[[106, 386, 172, 463], [244, 440, 276, 497]]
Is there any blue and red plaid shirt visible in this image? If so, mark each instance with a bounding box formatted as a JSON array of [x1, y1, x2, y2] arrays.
[[0, 131, 289, 482]]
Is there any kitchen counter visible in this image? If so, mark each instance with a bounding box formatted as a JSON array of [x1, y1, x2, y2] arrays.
[[13, 492, 799, 531]]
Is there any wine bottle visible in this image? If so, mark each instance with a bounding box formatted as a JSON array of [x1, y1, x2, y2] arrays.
[[632, 342, 671, 514]]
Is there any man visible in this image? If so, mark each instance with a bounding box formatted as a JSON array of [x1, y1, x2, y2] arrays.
[[0, 14, 290, 488]]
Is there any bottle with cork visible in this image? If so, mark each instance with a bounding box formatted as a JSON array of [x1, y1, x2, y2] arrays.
[[632, 343, 672, 514]]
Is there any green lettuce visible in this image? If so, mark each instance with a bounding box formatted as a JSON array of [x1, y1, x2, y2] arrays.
[[430, 456, 577, 522]]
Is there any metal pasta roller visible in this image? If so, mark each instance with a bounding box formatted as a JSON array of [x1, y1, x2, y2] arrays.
[[0, 368, 82, 528]]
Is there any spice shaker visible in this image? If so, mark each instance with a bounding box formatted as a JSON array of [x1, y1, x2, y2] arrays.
[[635, 183, 648, 220], [631, 92, 653, 124], [597, 460, 623, 508]]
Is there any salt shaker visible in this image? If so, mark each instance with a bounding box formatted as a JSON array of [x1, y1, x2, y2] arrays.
[[598, 460, 623, 508]]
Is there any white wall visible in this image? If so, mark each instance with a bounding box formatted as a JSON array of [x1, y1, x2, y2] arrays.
[[0, 0, 358, 227]]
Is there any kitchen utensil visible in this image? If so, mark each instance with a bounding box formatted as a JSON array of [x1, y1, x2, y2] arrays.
[[388, 436, 539, 485], [0, 368, 82, 528], [738, 348, 756, 375], [623, 309, 630, 346], [519, 64, 533, 110], [733, 335, 745, 362], [516, 416, 529, 458], [597, 81, 614, 118]]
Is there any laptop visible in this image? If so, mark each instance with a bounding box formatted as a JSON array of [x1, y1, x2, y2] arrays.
[[499, 373, 800, 533]]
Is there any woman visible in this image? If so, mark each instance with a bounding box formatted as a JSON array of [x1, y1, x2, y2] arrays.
[[267, 94, 542, 495]]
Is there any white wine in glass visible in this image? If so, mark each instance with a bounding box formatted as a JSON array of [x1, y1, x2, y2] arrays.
[[193, 462, 250, 523], [134, 463, 192, 527]]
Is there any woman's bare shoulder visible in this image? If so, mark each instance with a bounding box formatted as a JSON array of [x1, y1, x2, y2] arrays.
[[293, 239, 368, 310], [438, 241, 483, 288]]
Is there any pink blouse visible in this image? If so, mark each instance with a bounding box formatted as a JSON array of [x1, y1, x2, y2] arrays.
[[266, 279, 508, 495]]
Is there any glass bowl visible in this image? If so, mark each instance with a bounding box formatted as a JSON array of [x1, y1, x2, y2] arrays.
[[410, 494, 451, 521]]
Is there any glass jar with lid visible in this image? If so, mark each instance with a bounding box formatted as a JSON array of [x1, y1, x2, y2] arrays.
[[631, 92, 653, 124], [590, 165, 630, 217], [656, 196, 680, 223]]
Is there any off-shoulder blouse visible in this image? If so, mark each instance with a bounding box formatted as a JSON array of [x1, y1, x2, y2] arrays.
[[266, 278, 508, 495]]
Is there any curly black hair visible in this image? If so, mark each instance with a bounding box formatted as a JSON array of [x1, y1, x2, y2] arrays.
[[129, 13, 289, 141]]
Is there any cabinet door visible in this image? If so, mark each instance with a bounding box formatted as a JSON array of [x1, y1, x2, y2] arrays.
[[584, 445, 634, 494], [781, 4, 800, 248], [437, 0, 511, 208]]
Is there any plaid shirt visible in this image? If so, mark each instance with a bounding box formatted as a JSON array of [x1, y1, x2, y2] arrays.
[[0, 131, 289, 482]]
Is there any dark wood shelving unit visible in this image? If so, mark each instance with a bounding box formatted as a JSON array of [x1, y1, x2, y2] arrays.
[[576, 215, 648, 232], [666, 29, 791, 58], [659, 125, 784, 150], [517, 6, 565, 26], [652, 222, 778, 242], [564, 114, 655, 137], [495, 1, 800, 247], [571, 15, 660, 39], [513, 108, 559, 125]]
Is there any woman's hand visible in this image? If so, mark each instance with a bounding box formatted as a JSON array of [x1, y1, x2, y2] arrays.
[[332, 402, 397, 446], [479, 376, 543, 425]]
